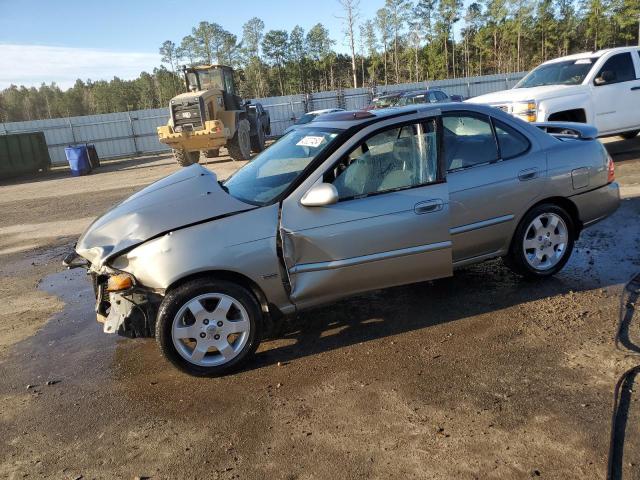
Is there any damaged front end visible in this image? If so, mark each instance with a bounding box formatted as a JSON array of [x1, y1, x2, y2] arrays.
[[91, 269, 160, 338], [65, 251, 160, 338]]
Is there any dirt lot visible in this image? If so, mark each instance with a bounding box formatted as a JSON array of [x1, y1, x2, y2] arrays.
[[1, 137, 639, 479]]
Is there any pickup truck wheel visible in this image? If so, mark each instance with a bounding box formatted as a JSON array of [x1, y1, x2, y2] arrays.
[[203, 148, 220, 158], [505, 204, 574, 279], [173, 149, 200, 167], [250, 121, 266, 152], [621, 130, 639, 140], [228, 119, 252, 161], [156, 279, 262, 376]]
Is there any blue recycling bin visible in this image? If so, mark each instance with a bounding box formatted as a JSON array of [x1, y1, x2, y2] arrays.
[[65, 145, 92, 176]]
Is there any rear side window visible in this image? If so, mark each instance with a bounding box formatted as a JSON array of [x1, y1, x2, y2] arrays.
[[434, 91, 448, 101], [493, 120, 530, 159], [597, 53, 636, 83], [443, 113, 499, 171]]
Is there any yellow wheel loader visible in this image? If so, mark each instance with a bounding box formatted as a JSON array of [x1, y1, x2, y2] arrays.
[[157, 65, 271, 166]]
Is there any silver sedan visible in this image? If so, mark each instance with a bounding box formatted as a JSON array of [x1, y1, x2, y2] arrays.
[[69, 104, 620, 376]]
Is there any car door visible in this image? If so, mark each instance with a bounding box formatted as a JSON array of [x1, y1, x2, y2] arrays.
[[591, 52, 640, 133], [444, 111, 545, 264], [279, 114, 452, 309]]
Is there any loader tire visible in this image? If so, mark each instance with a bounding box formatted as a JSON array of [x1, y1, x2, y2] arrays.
[[228, 120, 252, 161], [250, 121, 266, 153], [173, 149, 200, 167]]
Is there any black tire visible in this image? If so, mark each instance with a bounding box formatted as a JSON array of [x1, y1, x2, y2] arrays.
[[621, 130, 639, 140], [505, 203, 575, 279], [227, 119, 252, 161], [156, 278, 262, 376], [250, 121, 266, 153], [203, 148, 220, 158], [173, 149, 200, 167]]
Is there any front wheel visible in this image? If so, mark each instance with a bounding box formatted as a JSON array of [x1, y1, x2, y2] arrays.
[[173, 149, 200, 167], [156, 279, 262, 376], [505, 204, 575, 279], [250, 121, 266, 153]]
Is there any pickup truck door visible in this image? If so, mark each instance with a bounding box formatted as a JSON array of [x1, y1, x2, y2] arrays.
[[591, 52, 640, 134], [279, 114, 452, 310]]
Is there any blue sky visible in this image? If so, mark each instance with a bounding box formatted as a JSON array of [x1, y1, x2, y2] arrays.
[[0, 0, 466, 89]]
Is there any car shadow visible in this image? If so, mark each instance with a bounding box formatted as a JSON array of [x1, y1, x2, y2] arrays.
[[248, 260, 609, 370]]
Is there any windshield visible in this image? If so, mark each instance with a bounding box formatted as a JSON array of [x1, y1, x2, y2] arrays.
[[294, 113, 317, 125], [187, 69, 224, 91], [372, 96, 399, 108], [515, 58, 597, 88], [223, 128, 341, 205]]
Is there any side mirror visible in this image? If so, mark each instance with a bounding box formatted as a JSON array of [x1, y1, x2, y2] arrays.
[[595, 70, 615, 85], [300, 183, 339, 207]]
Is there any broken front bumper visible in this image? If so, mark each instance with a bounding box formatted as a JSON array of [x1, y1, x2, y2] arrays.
[[92, 273, 159, 338]]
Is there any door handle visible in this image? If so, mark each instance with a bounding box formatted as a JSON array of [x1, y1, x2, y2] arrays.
[[631, 86, 640, 91], [518, 168, 538, 181], [415, 199, 443, 214]]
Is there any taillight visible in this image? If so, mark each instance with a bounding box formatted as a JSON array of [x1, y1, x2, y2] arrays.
[[607, 155, 615, 183]]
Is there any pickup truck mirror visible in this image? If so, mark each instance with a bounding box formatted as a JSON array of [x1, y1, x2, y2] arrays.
[[595, 70, 616, 86], [301, 183, 339, 207]]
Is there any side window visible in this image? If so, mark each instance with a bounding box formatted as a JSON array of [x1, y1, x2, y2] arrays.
[[331, 120, 439, 200], [427, 92, 439, 103], [443, 113, 498, 171], [596, 53, 636, 84], [223, 70, 236, 95], [434, 91, 447, 101], [493, 120, 530, 159]]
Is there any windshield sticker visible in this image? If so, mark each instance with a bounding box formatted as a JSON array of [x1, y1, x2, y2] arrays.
[[296, 136, 325, 148]]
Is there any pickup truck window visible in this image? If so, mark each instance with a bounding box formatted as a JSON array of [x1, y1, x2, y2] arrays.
[[595, 53, 636, 84], [515, 58, 597, 88]]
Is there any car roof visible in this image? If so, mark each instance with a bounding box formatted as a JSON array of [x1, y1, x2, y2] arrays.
[[306, 103, 491, 130], [402, 89, 444, 97], [308, 108, 343, 115], [543, 46, 640, 64]]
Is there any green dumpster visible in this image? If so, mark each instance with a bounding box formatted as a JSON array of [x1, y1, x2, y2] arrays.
[[0, 132, 51, 179]]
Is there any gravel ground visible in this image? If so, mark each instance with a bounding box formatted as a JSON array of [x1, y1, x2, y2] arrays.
[[0, 136, 639, 479]]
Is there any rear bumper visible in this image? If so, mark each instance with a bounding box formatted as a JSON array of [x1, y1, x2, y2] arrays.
[[571, 182, 620, 228]]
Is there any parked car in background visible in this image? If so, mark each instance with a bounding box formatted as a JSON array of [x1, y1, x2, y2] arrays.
[[398, 89, 464, 106], [283, 108, 344, 134], [69, 103, 619, 376], [364, 92, 405, 110], [467, 46, 640, 139]]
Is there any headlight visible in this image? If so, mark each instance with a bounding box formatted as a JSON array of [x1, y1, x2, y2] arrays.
[[512, 100, 537, 122], [106, 272, 135, 292]]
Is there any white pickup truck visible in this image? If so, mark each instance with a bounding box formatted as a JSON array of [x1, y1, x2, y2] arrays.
[[468, 46, 640, 139]]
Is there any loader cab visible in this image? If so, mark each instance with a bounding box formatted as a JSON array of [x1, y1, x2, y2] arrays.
[[183, 65, 241, 111]]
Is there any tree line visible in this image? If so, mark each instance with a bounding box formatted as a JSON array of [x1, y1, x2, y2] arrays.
[[1, 0, 638, 123]]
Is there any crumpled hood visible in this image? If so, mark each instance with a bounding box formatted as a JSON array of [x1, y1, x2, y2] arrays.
[[467, 84, 587, 104], [76, 164, 254, 267]]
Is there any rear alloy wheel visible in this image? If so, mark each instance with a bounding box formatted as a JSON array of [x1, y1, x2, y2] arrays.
[[173, 149, 200, 167], [250, 121, 266, 153], [506, 204, 575, 278], [156, 279, 262, 376], [227, 119, 252, 161], [203, 148, 220, 158], [621, 130, 639, 140]]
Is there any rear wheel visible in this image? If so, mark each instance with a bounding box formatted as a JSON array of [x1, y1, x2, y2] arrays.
[[250, 121, 266, 153], [173, 149, 200, 167], [621, 130, 639, 140], [156, 279, 262, 376], [203, 148, 220, 158], [505, 204, 575, 279], [228, 119, 252, 161]]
